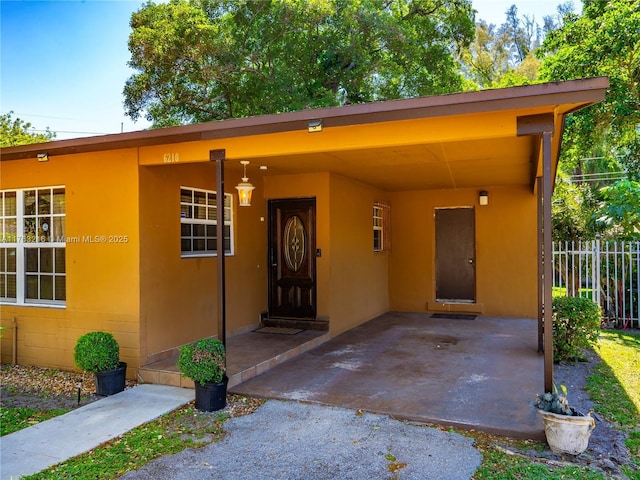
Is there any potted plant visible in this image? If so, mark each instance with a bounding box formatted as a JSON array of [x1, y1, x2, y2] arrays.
[[178, 337, 227, 412], [74, 331, 127, 396], [536, 384, 595, 455]]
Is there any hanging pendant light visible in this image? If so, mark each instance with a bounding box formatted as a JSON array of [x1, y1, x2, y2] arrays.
[[235, 161, 255, 207]]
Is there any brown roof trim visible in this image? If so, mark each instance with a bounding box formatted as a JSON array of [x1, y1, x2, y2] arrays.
[[1, 77, 608, 162]]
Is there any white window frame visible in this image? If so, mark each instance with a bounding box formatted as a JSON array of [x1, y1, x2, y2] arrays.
[[1, 187, 66, 307], [180, 186, 234, 257], [373, 201, 390, 253]]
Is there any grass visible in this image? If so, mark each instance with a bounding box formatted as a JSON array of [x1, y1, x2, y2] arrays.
[[4, 330, 640, 479], [0, 407, 70, 436], [473, 442, 606, 480], [586, 330, 640, 477], [587, 331, 640, 425], [552, 286, 595, 299]]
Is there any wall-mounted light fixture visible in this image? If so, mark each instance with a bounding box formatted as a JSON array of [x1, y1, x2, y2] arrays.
[[37, 153, 49, 162], [308, 119, 323, 133], [479, 190, 489, 206], [235, 161, 255, 207]]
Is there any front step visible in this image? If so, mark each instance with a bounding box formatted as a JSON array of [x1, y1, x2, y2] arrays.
[[138, 356, 193, 389], [139, 330, 330, 389], [261, 316, 329, 331]]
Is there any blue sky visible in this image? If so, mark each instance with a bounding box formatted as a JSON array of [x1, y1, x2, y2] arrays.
[[1, 0, 567, 141]]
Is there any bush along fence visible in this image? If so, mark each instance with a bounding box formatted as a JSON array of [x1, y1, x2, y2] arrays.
[[553, 240, 639, 329]]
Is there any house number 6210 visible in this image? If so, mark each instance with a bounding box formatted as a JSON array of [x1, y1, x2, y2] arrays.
[[163, 153, 180, 163]]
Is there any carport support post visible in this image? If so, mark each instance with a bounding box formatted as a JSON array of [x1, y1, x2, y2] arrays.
[[537, 180, 544, 354], [211, 149, 227, 349], [542, 132, 554, 392], [518, 113, 555, 393]]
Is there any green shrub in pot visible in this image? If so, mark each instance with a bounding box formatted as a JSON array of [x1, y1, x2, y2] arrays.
[[178, 338, 226, 386], [74, 331, 120, 373], [74, 331, 126, 396]]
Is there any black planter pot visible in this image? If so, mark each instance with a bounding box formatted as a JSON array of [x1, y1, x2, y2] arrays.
[[194, 376, 228, 412], [94, 362, 127, 396]]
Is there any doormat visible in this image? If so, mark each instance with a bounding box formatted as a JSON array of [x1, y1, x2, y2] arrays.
[[253, 327, 304, 335], [430, 313, 477, 320]]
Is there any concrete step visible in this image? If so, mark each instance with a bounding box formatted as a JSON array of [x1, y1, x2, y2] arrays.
[[139, 330, 330, 389], [138, 358, 192, 388], [261, 317, 329, 331]]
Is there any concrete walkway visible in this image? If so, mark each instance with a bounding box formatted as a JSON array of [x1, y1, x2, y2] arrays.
[[0, 385, 194, 480]]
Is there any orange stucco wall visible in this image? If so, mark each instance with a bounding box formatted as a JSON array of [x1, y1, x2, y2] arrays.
[[263, 173, 389, 336], [389, 185, 538, 317], [328, 174, 390, 335], [138, 162, 268, 362], [0, 150, 141, 374]]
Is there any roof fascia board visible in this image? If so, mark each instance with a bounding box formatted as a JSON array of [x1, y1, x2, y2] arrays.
[[0, 77, 609, 162]]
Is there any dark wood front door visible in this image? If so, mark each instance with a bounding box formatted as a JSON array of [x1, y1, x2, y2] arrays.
[[268, 198, 317, 319], [435, 207, 476, 302]]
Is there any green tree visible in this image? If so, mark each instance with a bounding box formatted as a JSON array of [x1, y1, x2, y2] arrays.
[[552, 175, 602, 242], [598, 180, 640, 240], [552, 176, 640, 242], [459, 3, 553, 89], [500, 5, 539, 64], [458, 20, 511, 88], [0, 112, 55, 147], [124, 0, 475, 126], [537, 0, 640, 178]]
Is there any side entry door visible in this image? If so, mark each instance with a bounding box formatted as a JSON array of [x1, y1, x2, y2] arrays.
[[268, 198, 317, 319], [435, 207, 476, 302]]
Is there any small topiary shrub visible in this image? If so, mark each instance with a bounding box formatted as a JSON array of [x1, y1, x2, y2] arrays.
[[74, 331, 120, 373], [178, 338, 226, 386], [552, 296, 601, 362]]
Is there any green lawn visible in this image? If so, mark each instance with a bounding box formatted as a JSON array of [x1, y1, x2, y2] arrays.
[[552, 286, 595, 299], [587, 330, 640, 478], [473, 447, 607, 479], [0, 407, 69, 436]]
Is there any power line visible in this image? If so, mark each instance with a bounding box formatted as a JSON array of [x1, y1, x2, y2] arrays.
[[568, 171, 628, 184], [30, 128, 112, 136], [1, 111, 88, 122]]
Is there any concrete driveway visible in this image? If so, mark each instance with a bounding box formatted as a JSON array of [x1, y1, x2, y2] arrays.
[[231, 312, 545, 439]]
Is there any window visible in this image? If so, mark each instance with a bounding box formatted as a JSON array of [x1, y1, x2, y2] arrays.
[[180, 187, 233, 256], [1, 187, 66, 305], [373, 201, 390, 253]]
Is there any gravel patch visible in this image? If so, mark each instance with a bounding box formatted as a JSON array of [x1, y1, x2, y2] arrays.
[[119, 400, 483, 480]]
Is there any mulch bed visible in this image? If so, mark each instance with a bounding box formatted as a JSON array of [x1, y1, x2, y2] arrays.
[[0, 364, 262, 417], [1, 364, 104, 410]]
